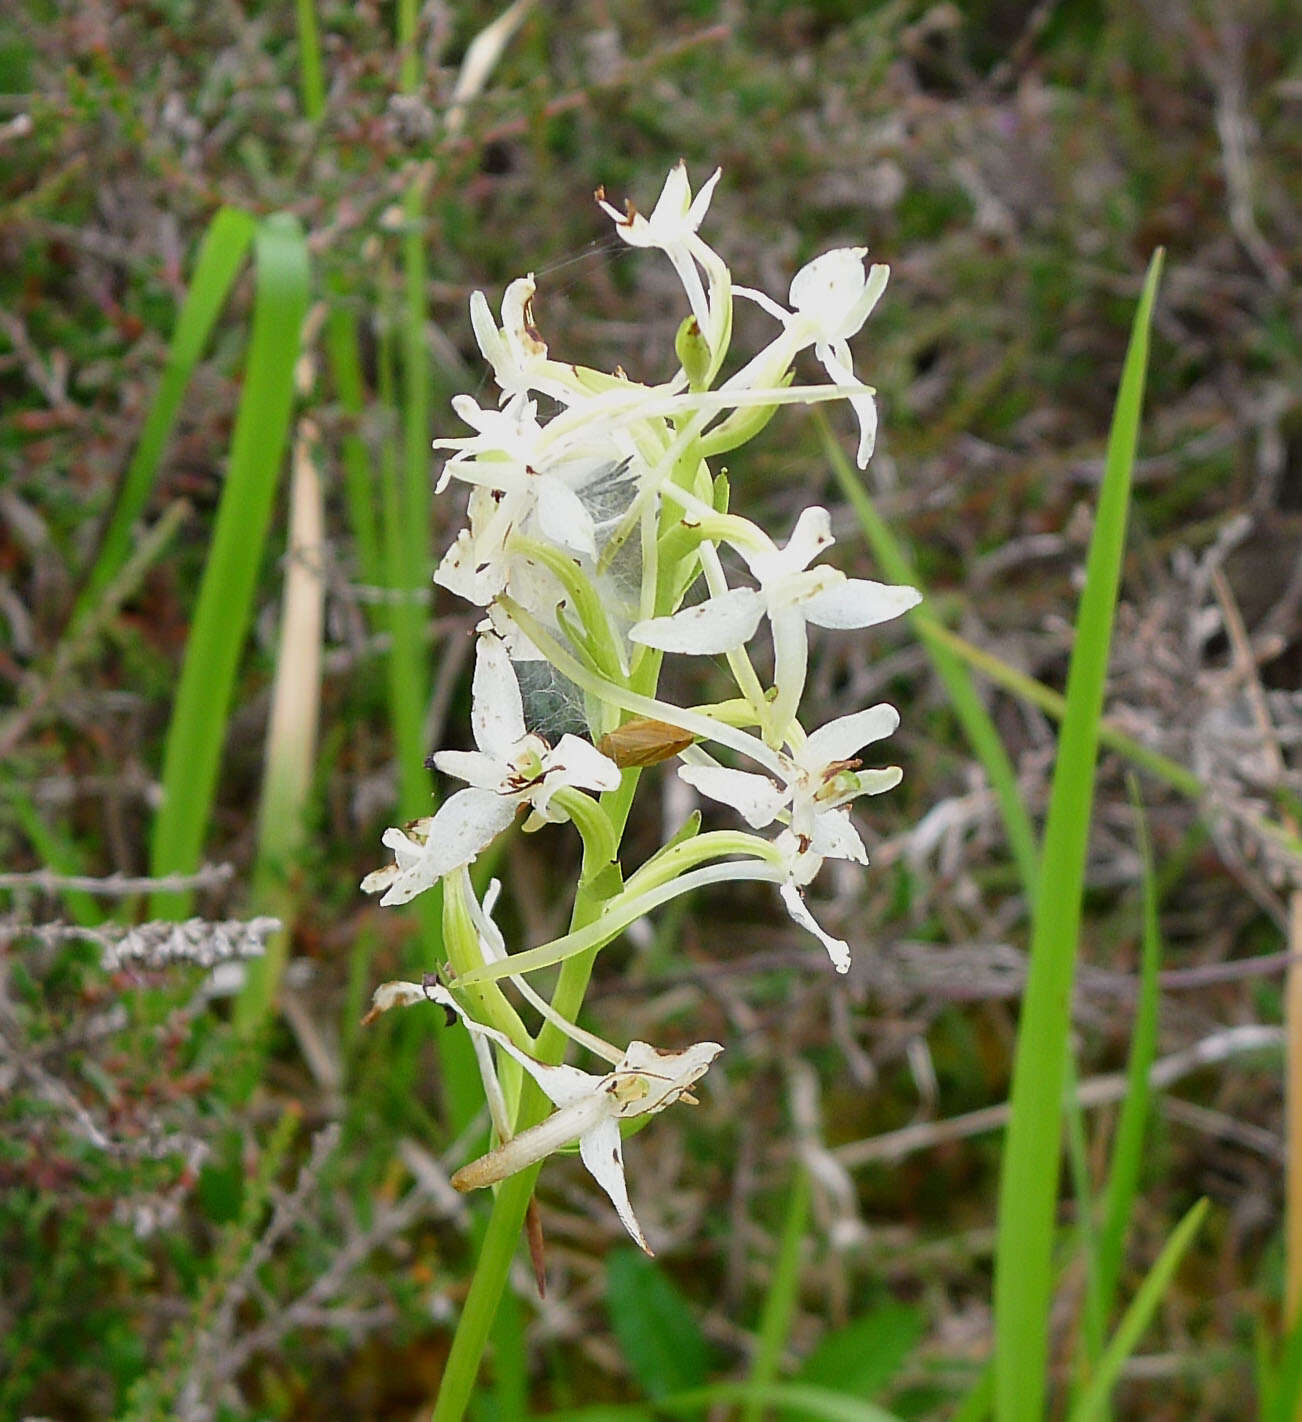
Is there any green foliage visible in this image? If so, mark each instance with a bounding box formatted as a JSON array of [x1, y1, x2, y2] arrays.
[[605, 1248, 712, 1401]]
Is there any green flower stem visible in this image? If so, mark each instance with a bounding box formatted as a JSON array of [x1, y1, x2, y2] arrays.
[[441, 874, 530, 1050], [507, 534, 627, 681], [432, 799, 622, 1422]]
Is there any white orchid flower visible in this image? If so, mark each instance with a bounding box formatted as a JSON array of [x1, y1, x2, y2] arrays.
[[366, 975, 722, 1254], [630, 507, 921, 733], [433, 394, 600, 559], [734, 247, 889, 466], [361, 636, 620, 906], [678, 703, 903, 972], [597, 161, 730, 371]]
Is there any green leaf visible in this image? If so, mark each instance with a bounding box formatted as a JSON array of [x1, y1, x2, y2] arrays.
[[77, 206, 256, 621], [793, 1302, 927, 1403], [992, 250, 1164, 1422], [605, 1248, 711, 1401], [1088, 785, 1164, 1358], [148, 213, 310, 918]]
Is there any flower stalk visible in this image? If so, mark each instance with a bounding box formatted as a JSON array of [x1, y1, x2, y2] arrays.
[[360, 160, 919, 1416]]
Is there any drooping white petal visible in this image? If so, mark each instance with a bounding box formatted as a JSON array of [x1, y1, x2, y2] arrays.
[[579, 1116, 649, 1251], [801, 577, 922, 630], [780, 882, 852, 974], [817, 343, 878, 468], [549, 734, 622, 793], [472, 635, 527, 755], [802, 704, 900, 766], [535, 476, 599, 558], [630, 587, 765, 655], [678, 763, 788, 828]]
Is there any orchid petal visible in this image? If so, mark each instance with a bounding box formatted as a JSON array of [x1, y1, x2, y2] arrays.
[[800, 578, 922, 630], [810, 807, 869, 865], [678, 763, 787, 828], [630, 587, 765, 655], [579, 1116, 649, 1252], [780, 882, 851, 974], [817, 343, 878, 467], [376, 788, 516, 904], [802, 704, 900, 765], [472, 635, 527, 755], [550, 734, 622, 793]]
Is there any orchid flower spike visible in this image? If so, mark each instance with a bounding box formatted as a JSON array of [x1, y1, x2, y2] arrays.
[[360, 635, 619, 905], [630, 507, 921, 736], [366, 976, 722, 1254]]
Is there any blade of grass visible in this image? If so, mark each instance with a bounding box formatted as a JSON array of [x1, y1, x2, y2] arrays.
[[324, 293, 383, 600], [1066, 1197, 1208, 1422], [744, 1163, 811, 1422], [76, 207, 256, 621], [294, 0, 325, 122], [1091, 786, 1163, 1340], [148, 214, 310, 920], [819, 416, 1039, 905], [992, 250, 1163, 1422], [2, 778, 101, 925]]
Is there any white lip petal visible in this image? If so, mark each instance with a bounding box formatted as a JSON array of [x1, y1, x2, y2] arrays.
[[800, 578, 922, 631], [780, 882, 852, 974], [802, 704, 900, 765], [472, 635, 527, 755], [678, 763, 787, 829], [551, 734, 622, 793], [579, 1116, 650, 1253], [818, 344, 878, 468], [630, 587, 765, 655]]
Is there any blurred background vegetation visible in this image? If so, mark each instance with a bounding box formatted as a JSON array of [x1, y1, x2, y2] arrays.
[[1, 1, 1299, 1417]]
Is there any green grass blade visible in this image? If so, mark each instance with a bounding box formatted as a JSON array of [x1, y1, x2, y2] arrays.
[[992, 250, 1163, 1422], [819, 417, 1040, 905], [950, 1361, 995, 1422], [1067, 1198, 1208, 1422], [744, 1164, 811, 1422], [1092, 787, 1163, 1342], [77, 207, 255, 621], [324, 295, 383, 599], [294, 0, 326, 121], [148, 214, 310, 919]]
